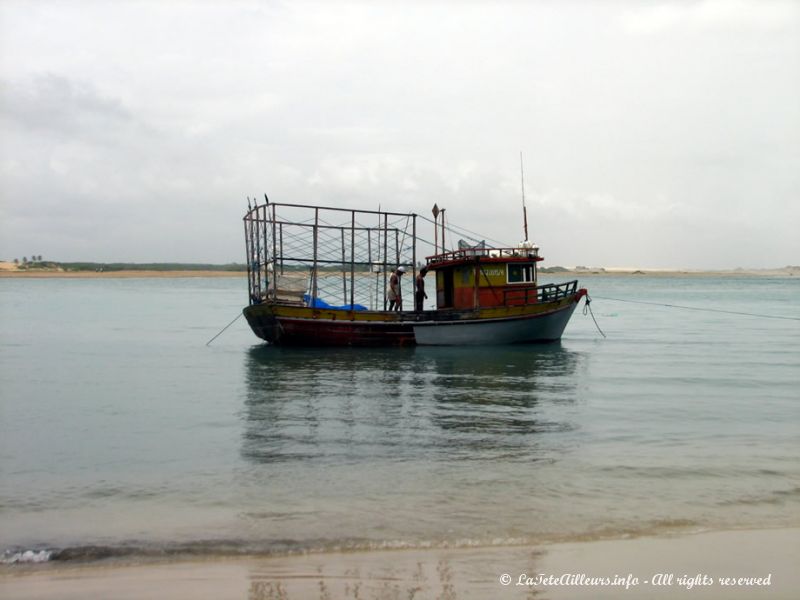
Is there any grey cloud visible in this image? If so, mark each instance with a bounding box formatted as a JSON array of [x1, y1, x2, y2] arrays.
[[0, 1, 798, 268], [1, 74, 132, 138]]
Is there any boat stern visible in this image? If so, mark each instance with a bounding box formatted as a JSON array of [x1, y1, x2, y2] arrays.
[[243, 304, 282, 344]]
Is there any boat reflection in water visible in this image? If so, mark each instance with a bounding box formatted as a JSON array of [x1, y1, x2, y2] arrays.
[[238, 344, 589, 550], [242, 344, 585, 466]]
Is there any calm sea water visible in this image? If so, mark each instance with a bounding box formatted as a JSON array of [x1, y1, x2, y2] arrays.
[[0, 275, 798, 563]]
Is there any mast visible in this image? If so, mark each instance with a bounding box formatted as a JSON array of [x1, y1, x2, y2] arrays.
[[441, 208, 446, 252], [520, 151, 529, 241]]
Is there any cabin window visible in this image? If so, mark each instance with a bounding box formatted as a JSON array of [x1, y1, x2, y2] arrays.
[[507, 263, 535, 284]]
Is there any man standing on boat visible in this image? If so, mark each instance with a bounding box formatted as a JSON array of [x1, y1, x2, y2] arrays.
[[415, 267, 428, 312], [388, 266, 405, 311]]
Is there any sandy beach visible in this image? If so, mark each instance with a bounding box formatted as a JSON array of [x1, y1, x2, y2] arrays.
[[1, 528, 797, 599], [547, 265, 800, 278], [568, 267, 799, 278], [0, 265, 245, 279], [0, 270, 245, 278]]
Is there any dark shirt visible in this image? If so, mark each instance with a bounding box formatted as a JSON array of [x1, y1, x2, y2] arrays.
[[415, 273, 426, 295]]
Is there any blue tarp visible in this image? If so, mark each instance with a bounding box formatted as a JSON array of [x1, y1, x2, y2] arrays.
[[303, 294, 368, 311]]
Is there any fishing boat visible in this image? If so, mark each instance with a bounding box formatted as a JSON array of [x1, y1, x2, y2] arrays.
[[242, 199, 587, 346]]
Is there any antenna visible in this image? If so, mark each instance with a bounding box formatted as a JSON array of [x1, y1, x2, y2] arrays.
[[520, 151, 529, 241]]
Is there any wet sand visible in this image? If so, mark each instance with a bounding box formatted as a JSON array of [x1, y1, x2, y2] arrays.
[[2, 528, 797, 599]]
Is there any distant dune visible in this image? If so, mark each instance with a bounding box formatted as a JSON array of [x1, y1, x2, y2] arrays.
[[540, 265, 799, 277]]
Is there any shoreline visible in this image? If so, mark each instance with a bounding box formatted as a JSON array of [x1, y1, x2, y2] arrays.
[[565, 267, 798, 278], [0, 270, 246, 279], [0, 268, 797, 279], [1, 527, 797, 599]]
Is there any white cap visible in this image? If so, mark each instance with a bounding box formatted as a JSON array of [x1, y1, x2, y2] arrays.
[[397, 266, 406, 273]]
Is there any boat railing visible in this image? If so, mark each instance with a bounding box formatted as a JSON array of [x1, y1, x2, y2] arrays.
[[503, 280, 579, 305], [427, 246, 539, 265]]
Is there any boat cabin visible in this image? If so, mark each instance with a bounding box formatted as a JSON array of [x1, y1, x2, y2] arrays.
[[426, 244, 544, 310]]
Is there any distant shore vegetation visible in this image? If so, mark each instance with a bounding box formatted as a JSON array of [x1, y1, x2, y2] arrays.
[[9, 261, 247, 272]]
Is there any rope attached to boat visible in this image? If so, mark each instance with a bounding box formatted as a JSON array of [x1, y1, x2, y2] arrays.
[[583, 294, 607, 338], [589, 296, 800, 321], [206, 312, 244, 346]]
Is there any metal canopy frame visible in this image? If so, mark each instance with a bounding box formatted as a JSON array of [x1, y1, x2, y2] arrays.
[[244, 201, 418, 310]]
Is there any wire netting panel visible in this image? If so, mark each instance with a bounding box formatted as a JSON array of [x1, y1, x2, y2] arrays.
[[244, 203, 417, 310]]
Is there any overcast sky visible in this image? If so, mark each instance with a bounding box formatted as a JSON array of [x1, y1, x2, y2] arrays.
[[1, 0, 798, 268]]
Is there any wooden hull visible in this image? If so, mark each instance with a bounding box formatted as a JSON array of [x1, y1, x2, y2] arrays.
[[244, 307, 416, 347], [244, 289, 586, 347]]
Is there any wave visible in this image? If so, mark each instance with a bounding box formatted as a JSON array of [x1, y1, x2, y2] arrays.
[[717, 486, 800, 508], [0, 519, 712, 566], [2, 538, 513, 565], [1, 550, 53, 564]]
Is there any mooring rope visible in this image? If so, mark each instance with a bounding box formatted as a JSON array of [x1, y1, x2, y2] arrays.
[[589, 295, 800, 322], [583, 295, 607, 338], [206, 312, 244, 346]]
